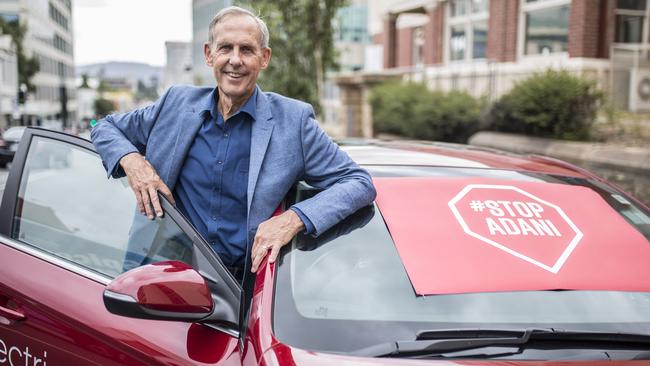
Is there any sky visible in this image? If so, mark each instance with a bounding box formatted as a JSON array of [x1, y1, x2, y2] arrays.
[[73, 0, 192, 67]]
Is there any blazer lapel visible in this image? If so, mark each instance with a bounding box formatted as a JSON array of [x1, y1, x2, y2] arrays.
[[247, 89, 275, 214]]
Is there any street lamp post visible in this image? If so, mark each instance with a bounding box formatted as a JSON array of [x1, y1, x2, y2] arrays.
[[59, 84, 68, 129]]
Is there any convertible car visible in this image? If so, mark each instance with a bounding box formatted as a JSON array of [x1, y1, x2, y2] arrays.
[[0, 128, 649, 365]]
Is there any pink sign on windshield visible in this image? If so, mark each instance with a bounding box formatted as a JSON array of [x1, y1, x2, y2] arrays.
[[374, 178, 650, 295]]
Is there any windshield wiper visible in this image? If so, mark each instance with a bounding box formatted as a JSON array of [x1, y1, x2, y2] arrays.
[[351, 328, 650, 358], [415, 328, 550, 341], [352, 328, 548, 357]]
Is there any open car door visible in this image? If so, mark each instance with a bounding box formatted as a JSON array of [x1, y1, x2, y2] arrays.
[[0, 128, 242, 365]]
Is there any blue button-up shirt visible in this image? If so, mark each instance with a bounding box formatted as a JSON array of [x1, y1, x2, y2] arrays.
[[174, 88, 256, 266]]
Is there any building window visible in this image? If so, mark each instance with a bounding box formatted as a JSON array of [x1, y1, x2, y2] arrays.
[[49, 2, 69, 30], [448, 0, 489, 61], [59, 0, 71, 11], [0, 13, 18, 23], [473, 20, 488, 58], [615, 0, 648, 43], [450, 24, 466, 60], [53, 33, 71, 54], [450, 0, 469, 16], [336, 4, 369, 43], [472, 0, 489, 13], [522, 0, 570, 55]]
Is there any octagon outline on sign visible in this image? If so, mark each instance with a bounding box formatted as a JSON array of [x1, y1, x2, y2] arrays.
[[448, 184, 583, 274]]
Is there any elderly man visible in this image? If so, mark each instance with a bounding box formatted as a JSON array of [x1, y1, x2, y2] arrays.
[[91, 6, 375, 279]]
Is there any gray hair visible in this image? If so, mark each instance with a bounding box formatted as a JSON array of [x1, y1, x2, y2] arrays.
[[208, 6, 270, 49]]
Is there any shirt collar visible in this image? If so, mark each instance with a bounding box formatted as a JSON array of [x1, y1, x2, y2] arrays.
[[204, 87, 258, 122]]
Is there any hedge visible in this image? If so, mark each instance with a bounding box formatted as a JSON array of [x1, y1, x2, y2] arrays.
[[370, 81, 484, 143], [482, 69, 604, 140]]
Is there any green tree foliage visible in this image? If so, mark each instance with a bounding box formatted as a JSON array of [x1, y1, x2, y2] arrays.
[[135, 80, 159, 101], [241, 0, 345, 114], [97, 79, 112, 94], [80, 74, 91, 89], [370, 81, 485, 143], [0, 18, 40, 93], [483, 70, 604, 140], [94, 98, 115, 118]]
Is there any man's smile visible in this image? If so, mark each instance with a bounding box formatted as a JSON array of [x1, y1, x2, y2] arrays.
[[224, 71, 246, 79]]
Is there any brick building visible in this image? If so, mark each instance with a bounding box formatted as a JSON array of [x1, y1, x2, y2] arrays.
[[335, 0, 650, 137]]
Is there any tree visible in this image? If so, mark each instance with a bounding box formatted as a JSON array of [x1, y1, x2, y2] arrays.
[[135, 80, 158, 101], [80, 74, 91, 89], [94, 98, 115, 118], [97, 79, 111, 94], [0, 18, 40, 94], [241, 0, 346, 114]]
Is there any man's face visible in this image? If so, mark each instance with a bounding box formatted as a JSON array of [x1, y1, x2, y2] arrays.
[[204, 14, 271, 103]]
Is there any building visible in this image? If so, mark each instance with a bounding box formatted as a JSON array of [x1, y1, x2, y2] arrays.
[[163, 41, 192, 90], [336, 1, 371, 72], [192, 0, 231, 86], [0, 35, 18, 130], [0, 0, 76, 128], [373, 0, 611, 98], [322, 0, 371, 136], [336, 0, 650, 137]]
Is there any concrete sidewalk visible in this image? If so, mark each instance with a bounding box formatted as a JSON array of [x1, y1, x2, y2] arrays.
[[469, 131, 650, 173]]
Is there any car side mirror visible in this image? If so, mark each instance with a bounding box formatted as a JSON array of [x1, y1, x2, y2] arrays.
[[103, 261, 213, 321]]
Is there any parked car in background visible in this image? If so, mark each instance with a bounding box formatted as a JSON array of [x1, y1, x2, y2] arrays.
[[0, 127, 25, 168], [0, 128, 649, 365], [0, 136, 8, 168]]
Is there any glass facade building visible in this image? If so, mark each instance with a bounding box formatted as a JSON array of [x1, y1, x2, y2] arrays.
[[335, 2, 370, 71]]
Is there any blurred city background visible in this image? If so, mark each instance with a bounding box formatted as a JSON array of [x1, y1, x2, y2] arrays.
[[0, 0, 646, 203]]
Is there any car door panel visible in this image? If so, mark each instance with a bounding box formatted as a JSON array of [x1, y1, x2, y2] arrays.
[[0, 129, 242, 365], [0, 233, 242, 365], [0, 241, 151, 365]]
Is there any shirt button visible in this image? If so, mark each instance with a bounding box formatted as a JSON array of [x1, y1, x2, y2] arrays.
[[217, 160, 223, 164], [223, 133, 229, 137], [212, 216, 217, 220]]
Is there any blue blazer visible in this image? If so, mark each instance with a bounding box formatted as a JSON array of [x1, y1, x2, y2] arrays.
[[91, 85, 376, 246]]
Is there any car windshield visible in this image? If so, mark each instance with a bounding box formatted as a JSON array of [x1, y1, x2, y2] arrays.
[[273, 166, 650, 354]]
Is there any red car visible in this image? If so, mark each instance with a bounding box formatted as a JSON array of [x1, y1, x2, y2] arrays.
[[0, 128, 649, 365]]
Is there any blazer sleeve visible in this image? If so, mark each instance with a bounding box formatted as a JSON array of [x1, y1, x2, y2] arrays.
[[290, 105, 376, 236], [90, 86, 174, 178]]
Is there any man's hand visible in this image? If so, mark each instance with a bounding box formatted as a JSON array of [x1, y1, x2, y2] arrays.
[[251, 210, 305, 273], [120, 152, 175, 219]]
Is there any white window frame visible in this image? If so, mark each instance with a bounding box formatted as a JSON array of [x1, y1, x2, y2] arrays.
[[613, 0, 650, 44], [445, 0, 490, 63], [517, 0, 571, 60]]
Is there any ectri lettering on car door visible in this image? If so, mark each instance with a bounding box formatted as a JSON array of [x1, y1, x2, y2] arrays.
[[0, 336, 48, 366]]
